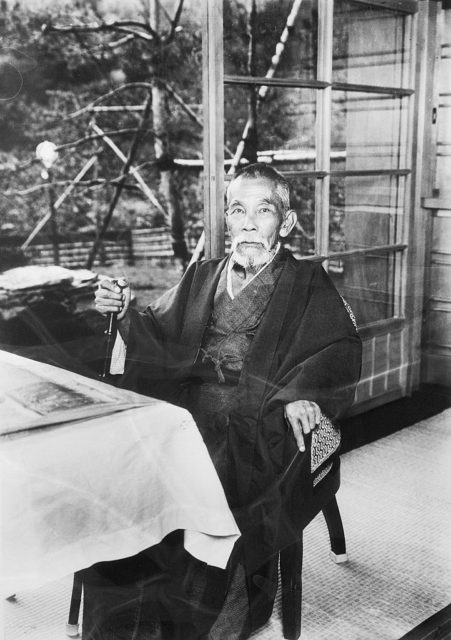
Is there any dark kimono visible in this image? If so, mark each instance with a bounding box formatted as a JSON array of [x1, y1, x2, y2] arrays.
[[83, 248, 361, 639]]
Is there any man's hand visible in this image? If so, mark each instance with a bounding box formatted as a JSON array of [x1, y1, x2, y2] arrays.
[[95, 277, 131, 322], [284, 400, 321, 452]]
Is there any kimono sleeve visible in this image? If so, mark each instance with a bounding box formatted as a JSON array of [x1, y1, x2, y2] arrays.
[[269, 264, 362, 421], [118, 261, 199, 399]]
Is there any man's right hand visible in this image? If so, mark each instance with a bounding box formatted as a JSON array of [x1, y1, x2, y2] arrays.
[[95, 277, 131, 322]]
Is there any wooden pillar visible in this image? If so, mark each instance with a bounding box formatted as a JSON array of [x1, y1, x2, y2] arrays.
[[405, 0, 440, 392], [202, 0, 225, 259], [315, 0, 333, 260], [47, 169, 59, 266]]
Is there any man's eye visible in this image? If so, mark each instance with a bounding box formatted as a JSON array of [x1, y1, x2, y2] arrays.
[[258, 207, 271, 214], [229, 207, 245, 215]]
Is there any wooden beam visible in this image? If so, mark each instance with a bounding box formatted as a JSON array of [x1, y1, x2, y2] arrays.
[[351, 0, 418, 14], [315, 0, 333, 260], [202, 0, 225, 259], [422, 197, 451, 210], [404, 0, 440, 393], [332, 82, 414, 96], [225, 75, 414, 96], [225, 75, 329, 89]]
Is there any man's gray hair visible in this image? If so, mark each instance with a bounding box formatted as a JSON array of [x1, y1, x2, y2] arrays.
[[227, 163, 291, 215]]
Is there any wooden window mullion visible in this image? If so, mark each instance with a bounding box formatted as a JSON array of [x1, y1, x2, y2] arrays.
[[202, 0, 225, 259], [315, 0, 333, 259]]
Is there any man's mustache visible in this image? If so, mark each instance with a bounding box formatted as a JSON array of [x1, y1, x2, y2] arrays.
[[231, 236, 271, 251]]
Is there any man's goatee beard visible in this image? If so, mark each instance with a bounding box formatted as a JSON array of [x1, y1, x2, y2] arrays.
[[231, 242, 278, 270]]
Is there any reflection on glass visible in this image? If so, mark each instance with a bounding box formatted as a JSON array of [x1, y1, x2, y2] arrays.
[[285, 177, 316, 258], [224, 0, 318, 80], [328, 172, 404, 324], [329, 250, 398, 325], [331, 91, 409, 170], [329, 175, 404, 252], [333, 0, 413, 87], [224, 86, 316, 163]]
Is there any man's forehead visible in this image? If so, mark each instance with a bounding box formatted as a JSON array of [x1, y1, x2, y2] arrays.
[[227, 176, 278, 203]]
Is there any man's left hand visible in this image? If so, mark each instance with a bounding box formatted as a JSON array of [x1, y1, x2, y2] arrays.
[[284, 400, 321, 452]]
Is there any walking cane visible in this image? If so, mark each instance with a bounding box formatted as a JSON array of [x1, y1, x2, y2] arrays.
[[101, 277, 128, 378]]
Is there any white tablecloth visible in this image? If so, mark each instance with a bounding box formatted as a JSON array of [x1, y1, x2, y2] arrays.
[[0, 351, 240, 597]]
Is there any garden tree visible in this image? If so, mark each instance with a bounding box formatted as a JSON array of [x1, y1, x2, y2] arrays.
[[0, 0, 336, 266], [0, 0, 203, 267], [40, 0, 205, 268]]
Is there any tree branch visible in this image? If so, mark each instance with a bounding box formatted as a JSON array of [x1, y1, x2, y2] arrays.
[[56, 128, 155, 152], [87, 93, 157, 269], [61, 83, 153, 120], [102, 34, 135, 49], [163, 81, 233, 157], [165, 0, 185, 43], [42, 20, 158, 42], [163, 81, 203, 128], [295, 221, 315, 241], [5, 179, 144, 198]]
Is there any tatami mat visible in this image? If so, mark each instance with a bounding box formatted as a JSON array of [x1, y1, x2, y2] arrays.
[[2, 409, 451, 640]]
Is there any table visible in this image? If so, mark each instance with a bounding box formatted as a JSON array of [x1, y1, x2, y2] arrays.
[[0, 351, 240, 597]]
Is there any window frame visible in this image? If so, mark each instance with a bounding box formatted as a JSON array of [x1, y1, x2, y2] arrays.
[[201, 0, 437, 408], [203, 0, 417, 303]]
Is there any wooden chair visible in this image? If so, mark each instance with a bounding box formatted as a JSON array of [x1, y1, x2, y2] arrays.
[[66, 453, 346, 640], [66, 572, 83, 637], [65, 495, 346, 640], [280, 465, 347, 640]]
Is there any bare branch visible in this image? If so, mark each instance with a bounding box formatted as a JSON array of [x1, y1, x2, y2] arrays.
[[295, 221, 315, 241], [87, 94, 162, 268], [61, 83, 153, 120], [56, 128, 155, 152], [42, 19, 158, 42], [166, 0, 185, 43], [90, 121, 167, 216], [5, 179, 144, 198], [163, 81, 233, 157], [163, 81, 203, 128], [103, 34, 135, 49], [89, 106, 145, 113]]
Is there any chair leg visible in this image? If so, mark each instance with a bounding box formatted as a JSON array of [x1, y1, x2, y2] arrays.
[[66, 571, 83, 637], [322, 496, 347, 563], [280, 537, 303, 640]]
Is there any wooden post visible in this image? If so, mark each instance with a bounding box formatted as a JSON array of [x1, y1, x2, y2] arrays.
[[202, 0, 225, 259], [47, 169, 60, 265], [404, 0, 440, 393], [315, 0, 333, 262]]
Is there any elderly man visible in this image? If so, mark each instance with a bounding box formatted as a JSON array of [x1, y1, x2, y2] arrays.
[[91, 163, 361, 639]]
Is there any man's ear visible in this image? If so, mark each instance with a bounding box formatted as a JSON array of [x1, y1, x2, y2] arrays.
[[279, 209, 297, 238]]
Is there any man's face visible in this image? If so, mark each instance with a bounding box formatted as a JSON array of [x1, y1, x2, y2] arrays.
[[226, 176, 285, 269]]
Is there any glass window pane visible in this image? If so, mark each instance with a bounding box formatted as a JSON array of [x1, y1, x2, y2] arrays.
[[224, 86, 316, 164], [329, 175, 405, 252], [333, 0, 413, 88], [331, 91, 409, 171], [285, 176, 316, 258], [224, 0, 318, 80], [329, 250, 399, 325]]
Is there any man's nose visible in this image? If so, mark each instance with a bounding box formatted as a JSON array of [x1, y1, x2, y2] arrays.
[[242, 211, 257, 231]]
